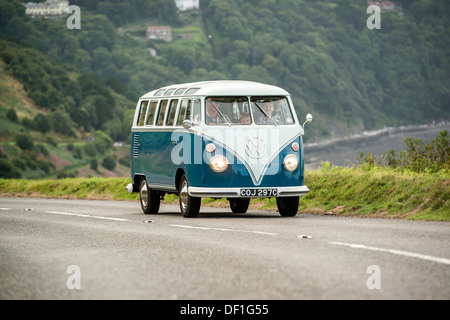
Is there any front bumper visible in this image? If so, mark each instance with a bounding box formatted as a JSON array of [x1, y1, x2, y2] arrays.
[[188, 186, 310, 198]]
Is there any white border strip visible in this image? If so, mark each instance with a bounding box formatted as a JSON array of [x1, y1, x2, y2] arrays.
[[45, 211, 129, 222], [330, 241, 450, 266]]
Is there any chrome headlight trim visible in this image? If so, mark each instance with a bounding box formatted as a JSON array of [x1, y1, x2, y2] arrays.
[[209, 155, 229, 173], [283, 154, 299, 172]]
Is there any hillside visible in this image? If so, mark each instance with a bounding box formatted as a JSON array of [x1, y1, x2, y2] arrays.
[[0, 40, 134, 179], [0, 0, 449, 179]]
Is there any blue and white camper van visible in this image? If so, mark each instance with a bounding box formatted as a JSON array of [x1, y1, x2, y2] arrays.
[[127, 81, 312, 217]]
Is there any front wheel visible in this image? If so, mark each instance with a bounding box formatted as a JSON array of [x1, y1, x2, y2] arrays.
[[140, 178, 160, 214], [179, 174, 201, 218], [276, 196, 299, 217]]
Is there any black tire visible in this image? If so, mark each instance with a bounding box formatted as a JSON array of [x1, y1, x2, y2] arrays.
[[229, 198, 250, 214], [276, 196, 299, 217], [139, 178, 160, 214], [179, 174, 201, 218]]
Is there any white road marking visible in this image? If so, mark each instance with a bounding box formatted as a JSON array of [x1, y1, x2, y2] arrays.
[[330, 241, 450, 266], [0, 208, 12, 210], [45, 211, 129, 222], [170, 224, 278, 236]]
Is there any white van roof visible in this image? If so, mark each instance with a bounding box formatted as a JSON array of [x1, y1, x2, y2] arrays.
[[140, 80, 290, 98]]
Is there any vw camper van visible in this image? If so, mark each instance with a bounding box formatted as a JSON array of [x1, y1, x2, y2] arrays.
[[127, 81, 312, 217]]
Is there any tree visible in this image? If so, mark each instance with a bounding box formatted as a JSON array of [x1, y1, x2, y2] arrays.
[[0, 158, 22, 179], [15, 133, 34, 150], [6, 108, 18, 122], [50, 110, 75, 136], [102, 155, 116, 170], [93, 130, 113, 154], [33, 113, 52, 133], [90, 158, 98, 171]]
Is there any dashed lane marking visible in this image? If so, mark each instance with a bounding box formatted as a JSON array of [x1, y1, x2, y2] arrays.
[[170, 224, 278, 236], [330, 241, 450, 266], [45, 211, 129, 222]]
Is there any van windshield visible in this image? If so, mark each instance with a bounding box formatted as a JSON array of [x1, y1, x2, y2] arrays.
[[206, 97, 249, 125], [205, 96, 294, 126], [251, 97, 294, 125]]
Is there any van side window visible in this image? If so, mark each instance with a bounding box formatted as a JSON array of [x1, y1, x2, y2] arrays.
[[165, 89, 176, 96], [192, 99, 201, 125], [146, 101, 158, 126], [154, 89, 166, 96], [176, 100, 191, 126], [156, 100, 168, 126], [174, 88, 186, 95], [166, 99, 179, 126], [185, 88, 200, 95], [137, 100, 149, 126]]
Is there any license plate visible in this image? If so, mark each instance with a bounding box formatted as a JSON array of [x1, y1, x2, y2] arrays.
[[240, 188, 278, 197]]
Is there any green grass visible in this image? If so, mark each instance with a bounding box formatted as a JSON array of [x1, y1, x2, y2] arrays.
[[0, 165, 448, 221], [0, 177, 137, 201], [296, 165, 450, 221]]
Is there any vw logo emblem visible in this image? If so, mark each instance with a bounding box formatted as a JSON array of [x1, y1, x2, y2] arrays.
[[245, 137, 267, 159]]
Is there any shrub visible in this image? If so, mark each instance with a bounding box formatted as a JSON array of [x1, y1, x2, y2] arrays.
[[6, 108, 17, 122], [33, 113, 51, 133], [358, 130, 449, 174], [84, 142, 97, 157], [119, 154, 130, 167], [90, 158, 98, 171], [0, 158, 22, 178], [72, 145, 84, 159], [46, 136, 58, 147], [15, 133, 34, 150], [102, 155, 116, 170]]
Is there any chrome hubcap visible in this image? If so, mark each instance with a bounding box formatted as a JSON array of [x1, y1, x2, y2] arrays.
[[180, 180, 188, 211], [140, 182, 148, 207]]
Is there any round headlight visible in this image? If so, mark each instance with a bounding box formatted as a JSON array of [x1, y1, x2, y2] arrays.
[[283, 154, 298, 172], [209, 155, 228, 173]]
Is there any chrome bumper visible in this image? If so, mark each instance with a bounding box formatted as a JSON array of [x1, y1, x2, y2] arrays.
[[188, 186, 310, 198]]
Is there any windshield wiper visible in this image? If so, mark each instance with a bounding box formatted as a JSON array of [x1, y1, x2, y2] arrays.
[[254, 102, 278, 126], [210, 101, 232, 126]]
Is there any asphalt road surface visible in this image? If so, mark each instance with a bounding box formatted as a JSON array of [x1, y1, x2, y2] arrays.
[[1, 197, 449, 300]]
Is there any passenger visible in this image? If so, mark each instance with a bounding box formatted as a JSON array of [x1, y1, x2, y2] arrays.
[[206, 99, 231, 125], [256, 102, 280, 125], [239, 113, 251, 125], [205, 100, 220, 124]]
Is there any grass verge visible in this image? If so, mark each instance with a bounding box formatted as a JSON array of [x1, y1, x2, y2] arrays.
[[0, 166, 448, 221]]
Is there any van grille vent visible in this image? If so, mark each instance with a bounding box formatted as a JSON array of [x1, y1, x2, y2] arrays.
[[132, 134, 140, 158]]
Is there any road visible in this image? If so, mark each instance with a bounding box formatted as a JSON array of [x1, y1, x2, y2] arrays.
[[0, 197, 449, 300]]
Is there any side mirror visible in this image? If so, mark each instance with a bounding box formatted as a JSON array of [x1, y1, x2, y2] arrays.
[[302, 113, 313, 133], [183, 120, 193, 130]]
